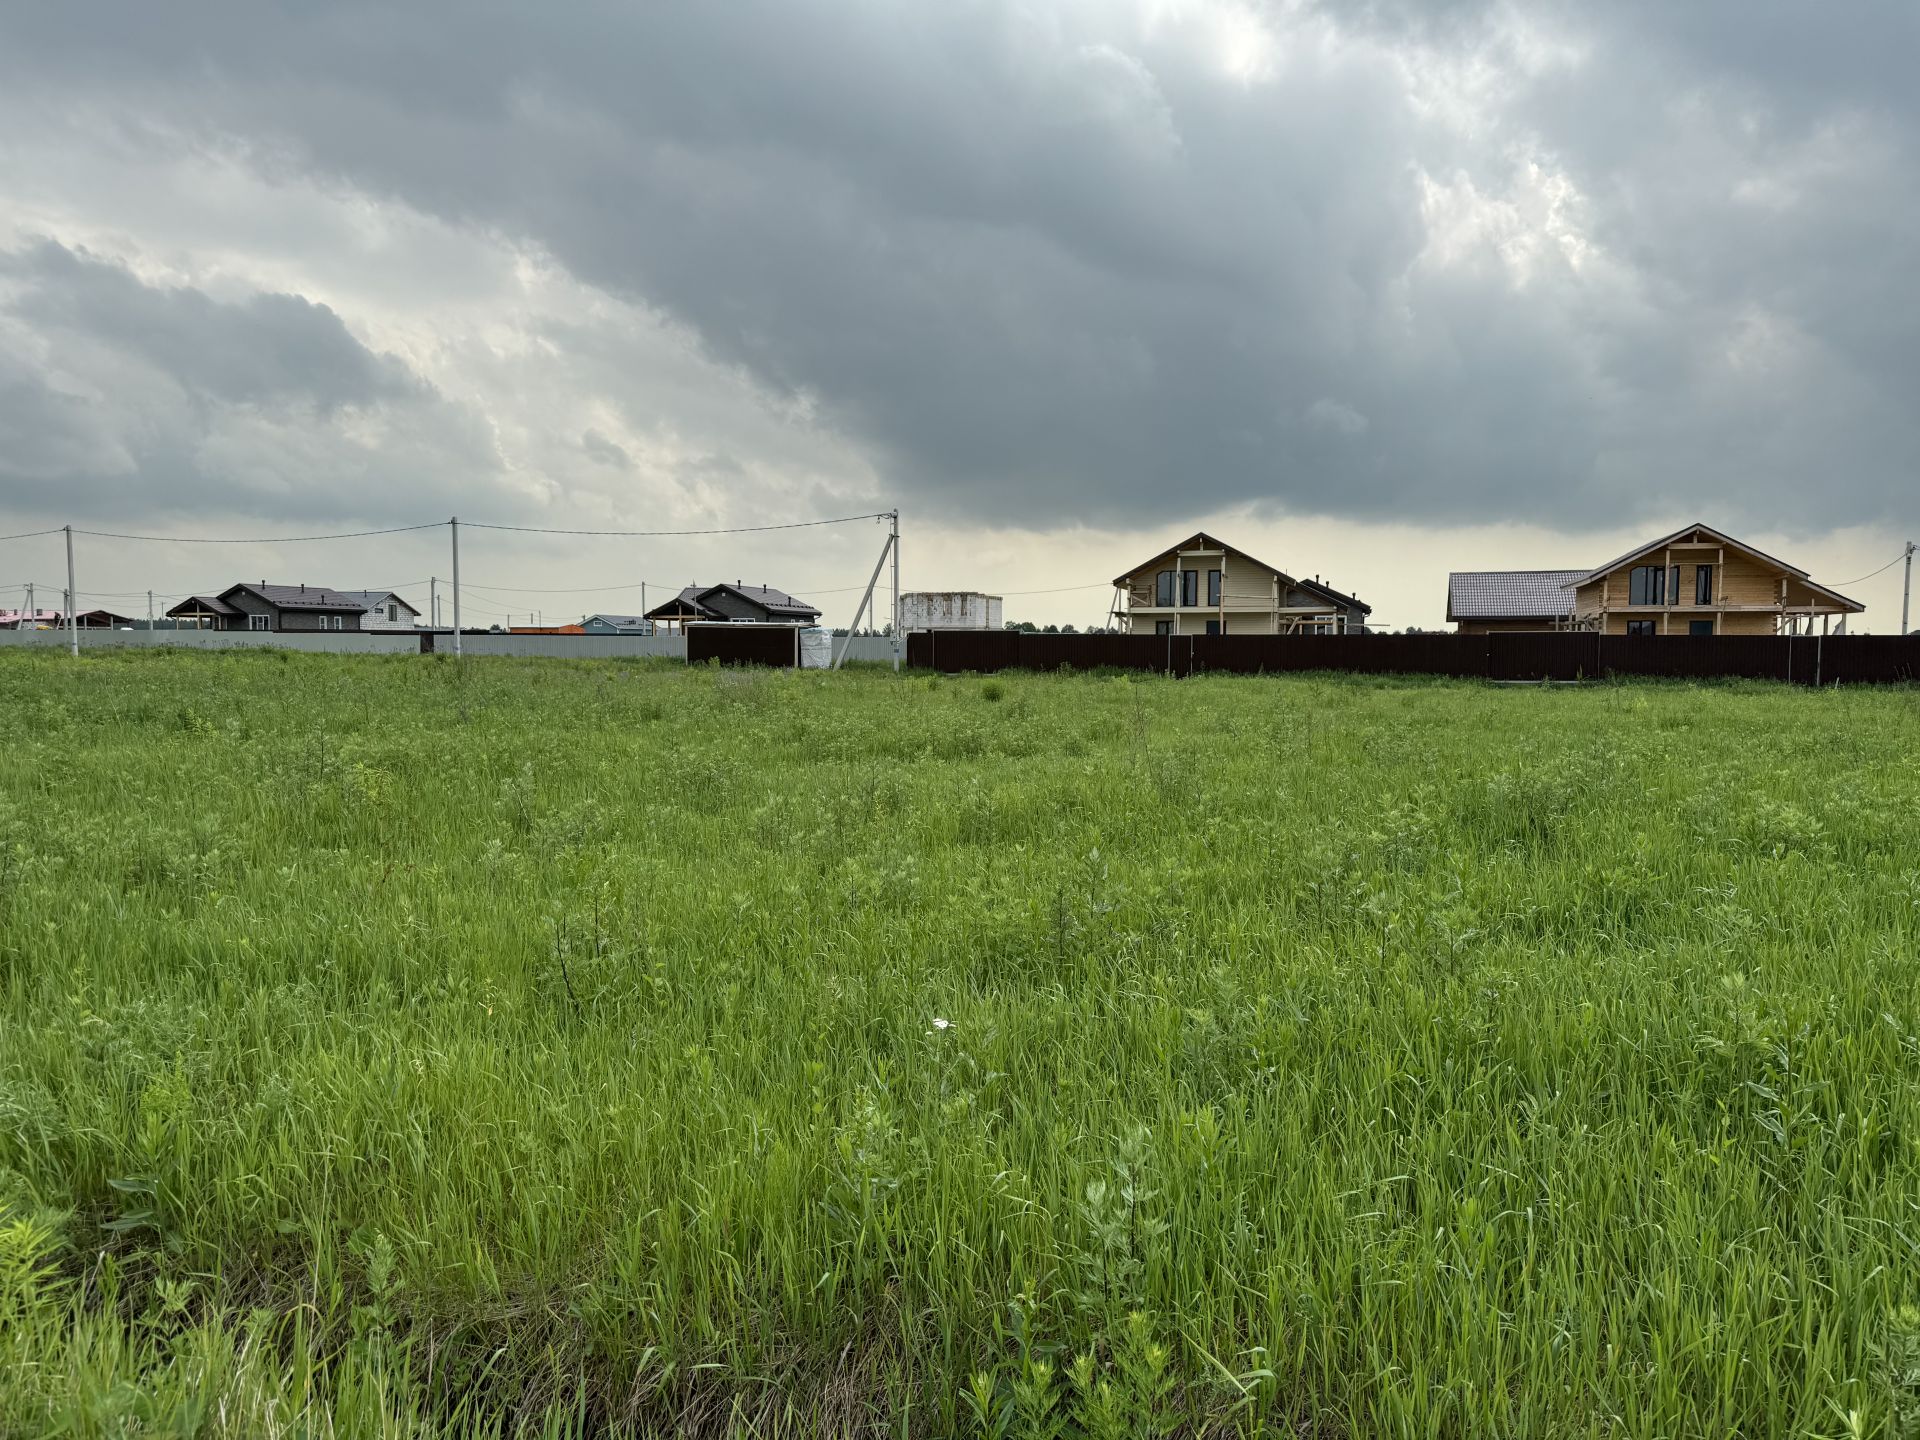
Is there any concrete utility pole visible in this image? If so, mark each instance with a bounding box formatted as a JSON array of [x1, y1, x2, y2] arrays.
[[64, 525, 77, 657], [889, 508, 901, 672], [430, 576, 438, 628], [831, 529, 896, 670], [24, 582, 32, 626], [147, 590, 154, 631], [1903, 540, 1915, 636], [450, 518, 462, 658]]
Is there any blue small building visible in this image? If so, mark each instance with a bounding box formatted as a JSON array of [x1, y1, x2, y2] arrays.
[[581, 613, 655, 636]]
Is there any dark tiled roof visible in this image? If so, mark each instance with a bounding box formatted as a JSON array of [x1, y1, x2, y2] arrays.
[[1447, 571, 1584, 620], [1295, 576, 1371, 615], [340, 590, 419, 614], [168, 594, 240, 617], [699, 583, 819, 616], [646, 583, 819, 620], [224, 584, 367, 612], [585, 614, 652, 628]]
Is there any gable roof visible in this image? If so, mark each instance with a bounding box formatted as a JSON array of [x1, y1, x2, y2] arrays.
[[220, 583, 367, 612], [340, 590, 420, 615], [584, 614, 652, 628], [1113, 531, 1367, 611], [1114, 531, 1295, 588], [1567, 523, 1864, 612], [167, 594, 240, 618], [645, 583, 820, 621], [696, 582, 819, 617], [644, 586, 711, 620], [1447, 570, 1584, 621]]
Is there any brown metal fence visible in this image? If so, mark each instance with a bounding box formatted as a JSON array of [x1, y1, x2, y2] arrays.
[[903, 629, 1920, 685], [1488, 632, 1597, 681], [1822, 635, 1920, 684], [687, 624, 799, 667]]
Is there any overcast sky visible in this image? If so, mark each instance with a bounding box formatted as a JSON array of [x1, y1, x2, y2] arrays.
[[1, 1, 1915, 629]]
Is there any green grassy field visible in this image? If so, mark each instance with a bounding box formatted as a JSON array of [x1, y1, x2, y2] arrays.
[[3, 650, 1919, 1437]]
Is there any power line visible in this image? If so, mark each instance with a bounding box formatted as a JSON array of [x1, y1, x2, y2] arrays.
[[461, 512, 890, 537], [999, 581, 1113, 596], [73, 522, 447, 544], [1831, 552, 1909, 586], [0, 528, 63, 542]]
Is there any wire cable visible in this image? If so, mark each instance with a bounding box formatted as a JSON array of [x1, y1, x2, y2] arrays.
[[0, 528, 64, 542], [73, 522, 448, 544], [462, 512, 891, 537], [1830, 552, 1910, 586]]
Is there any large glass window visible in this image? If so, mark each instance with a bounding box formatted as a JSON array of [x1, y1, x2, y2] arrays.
[[1207, 569, 1221, 605], [1155, 570, 1175, 605], [1695, 565, 1713, 604], [1625, 619, 1656, 635], [1180, 570, 1199, 606], [1154, 619, 1172, 636], [1628, 565, 1666, 605], [248, 613, 270, 631], [1689, 619, 1714, 636], [1204, 619, 1221, 636]]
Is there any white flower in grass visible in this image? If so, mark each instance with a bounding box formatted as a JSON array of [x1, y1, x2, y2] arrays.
[[928, 1017, 952, 1034]]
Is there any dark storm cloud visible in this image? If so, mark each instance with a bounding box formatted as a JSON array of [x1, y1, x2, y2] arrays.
[[1, 0, 1915, 533], [0, 241, 500, 523]]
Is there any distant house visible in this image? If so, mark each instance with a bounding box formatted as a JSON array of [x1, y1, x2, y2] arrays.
[[76, 609, 134, 628], [643, 584, 821, 631], [581, 614, 655, 635], [340, 590, 421, 631], [1446, 571, 1585, 633], [1112, 532, 1370, 635], [0, 609, 63, 629], [1450, 524, 1866, 635], [165, 584, 367, 632]]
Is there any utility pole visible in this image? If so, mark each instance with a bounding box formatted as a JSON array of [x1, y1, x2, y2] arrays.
[[24, 582, 32, 627], [1903, 540, 1915, 636], [147, 590, 154, 631], [64, 525, 77, 658], [889, 508, 901, 672], [430, 576, 438, 629], [450, 518, 462, 658]]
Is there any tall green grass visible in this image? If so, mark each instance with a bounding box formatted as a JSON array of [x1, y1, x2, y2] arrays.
[[2, 649, 1918, 1436]]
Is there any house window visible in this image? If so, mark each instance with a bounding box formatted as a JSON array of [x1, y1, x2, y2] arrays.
[[1204, 619, 1221, 636], [1694, 565, 1713, 604], [1180, 570, 1198, 606], [334, 615, 346, 630], [1154, 619, 1173, 636], [1625, 619, 1656, 636], [1628, 565, 1666, 605], [1689, 619, 1714, 636], [388, 603, 398, 622], [1155, 570, 1176, 606], [249, 614, 271, 631], [1206, 569, 1221, 605], [1670, 566, 1682, 602]]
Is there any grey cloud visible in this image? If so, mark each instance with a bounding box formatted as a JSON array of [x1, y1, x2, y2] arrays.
[[2, 240, 422, 411], [0, 240, 501, 523], [580, 428, 631, 470], [0, 0, 1915, 536]]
